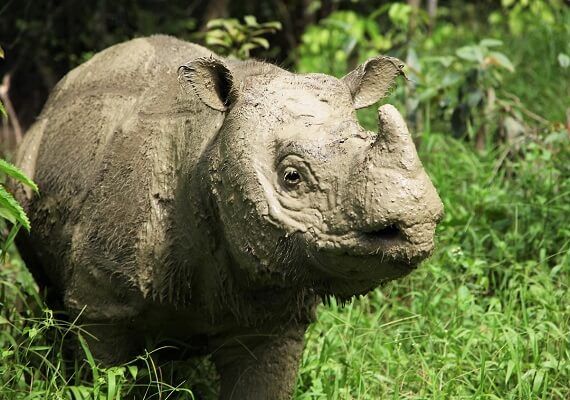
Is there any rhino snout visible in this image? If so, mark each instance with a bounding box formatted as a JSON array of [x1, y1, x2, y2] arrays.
[[344, 104, 443, 258]]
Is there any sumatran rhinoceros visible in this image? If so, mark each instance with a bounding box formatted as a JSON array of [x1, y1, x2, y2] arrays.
[[14, 35, 443, 399]]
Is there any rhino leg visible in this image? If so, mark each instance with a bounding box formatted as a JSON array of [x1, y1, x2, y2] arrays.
[[61, 260, 147, 364], [79, 321, 143, 365], [211, 323, 307, 400]]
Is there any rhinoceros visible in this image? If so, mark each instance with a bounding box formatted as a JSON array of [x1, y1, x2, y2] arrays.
[[14, 35, 443, 399]]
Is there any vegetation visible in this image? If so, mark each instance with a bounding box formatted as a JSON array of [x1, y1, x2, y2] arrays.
[[0, 1, 568, 399]]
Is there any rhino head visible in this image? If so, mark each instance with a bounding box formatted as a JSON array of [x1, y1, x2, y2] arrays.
[[179, 56, 443, 300]]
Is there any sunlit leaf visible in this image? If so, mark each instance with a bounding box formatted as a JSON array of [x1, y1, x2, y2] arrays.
[[456, 45, 484, 63], [205, 36, 232, 48], [239, 43, 257, 57], [388, 3, 412, 28], [0, 207, 16, 225], [0, 159, 38, 192], [480, 38, 503, 48], [262, 21, 282, 30], [205, 29, 228, 39], [558, 53, 570, 69], [206, 19, 231, 29], [0, 185, 30, 230], [243, 15, 258, 27], [427, 55, 455, 68], [125, 365, 138, 380], [488, 51, 515, 72], [250, 37, 270, 49]]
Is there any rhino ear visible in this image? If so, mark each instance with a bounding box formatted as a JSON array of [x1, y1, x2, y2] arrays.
[[178, 57, 238, 112], [342, 56, 405, 110]]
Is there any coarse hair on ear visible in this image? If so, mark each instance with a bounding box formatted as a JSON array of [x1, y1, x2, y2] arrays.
[[342, 56, 406, 110], [178, 56, 238, 112]]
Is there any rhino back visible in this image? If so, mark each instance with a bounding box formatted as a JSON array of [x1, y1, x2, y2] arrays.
[[16, 36, 224, 316]]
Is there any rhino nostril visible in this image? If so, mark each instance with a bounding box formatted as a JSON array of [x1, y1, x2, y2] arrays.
[[361, 224, 400, 240]]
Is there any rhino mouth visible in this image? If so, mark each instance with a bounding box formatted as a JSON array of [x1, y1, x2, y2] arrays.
[[302, 222, 436, 286], [360, 224, 401, 240], [317, 224, 434, 261]]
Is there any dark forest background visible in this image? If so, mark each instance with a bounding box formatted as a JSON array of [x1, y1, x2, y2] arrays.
[[1, 0, 566, 135]]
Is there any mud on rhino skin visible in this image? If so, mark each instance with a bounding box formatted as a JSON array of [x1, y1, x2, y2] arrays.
[[14, 35, 443, 399]]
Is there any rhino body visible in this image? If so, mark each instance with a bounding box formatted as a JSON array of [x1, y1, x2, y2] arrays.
[[15, 35, 443, 399]]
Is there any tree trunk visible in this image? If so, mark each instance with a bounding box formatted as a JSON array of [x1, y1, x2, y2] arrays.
[[407, 0, 421, 41], [201, 0, 229, 30], [427, 0, 438, 32]]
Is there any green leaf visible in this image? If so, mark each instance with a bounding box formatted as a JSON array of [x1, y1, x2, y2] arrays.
[[221, 20, 241, 38], [0, 101, 5, 119], [0, 159, 38, 192], [388, 3, 412, 27], [0, 186, 30, 230], [240, 43, 258, 54], [261, 21, 282, 30], [1, 223, 21, 262], [532, 369, 546, 393], [205, 36, 232, 48], [480, 38, 503, 48], [67, 386, 88, 400], [206, 19, 232, 29], [425, 55, 456, 68], [456, 45, 484, 63], [250, 27, 278, 36], [205, 29, 229, 39], [558, 53, 570, 69], [78, 333, 99, 381], [0, 207, 16, 224], [250, 37, 270, 49], [488, 51, 515, 72], [127, 365, 138, 380], [107, 367, 124, 400], [243, 15, 259, 27]]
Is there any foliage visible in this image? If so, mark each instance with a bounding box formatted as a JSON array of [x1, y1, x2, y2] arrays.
[[0, 45, 37, 261], [298, 2, 569, 147], [489, 2, 570, 123], [408, 38, 521, 145], [0, 169, 36, 260], [202, 16, 282, 59], [497, 0, 566, 36], [0, 258, 213, 399], [297, 5, 415, 77]]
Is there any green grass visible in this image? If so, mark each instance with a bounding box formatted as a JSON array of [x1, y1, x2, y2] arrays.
[[1, 131, 568, 399]]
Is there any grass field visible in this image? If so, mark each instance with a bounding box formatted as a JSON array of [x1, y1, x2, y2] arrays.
[[1, 130, 568, 399]]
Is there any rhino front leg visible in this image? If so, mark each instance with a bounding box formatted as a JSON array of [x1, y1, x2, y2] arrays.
[[211, 323, 307, 400], [80, 321, 143, 365]]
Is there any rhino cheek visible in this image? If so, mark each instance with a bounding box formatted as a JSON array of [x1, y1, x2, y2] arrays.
[[256, 167, 324, 235]]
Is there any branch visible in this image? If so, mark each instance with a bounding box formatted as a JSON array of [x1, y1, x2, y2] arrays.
[[0, 73, 23, 144]]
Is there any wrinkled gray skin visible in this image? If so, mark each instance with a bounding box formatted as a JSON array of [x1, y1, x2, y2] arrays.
[[15, 35, 443, 399]]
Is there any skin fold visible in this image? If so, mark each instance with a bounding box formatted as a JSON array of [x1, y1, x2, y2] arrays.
[[14, 35, 443, 399]]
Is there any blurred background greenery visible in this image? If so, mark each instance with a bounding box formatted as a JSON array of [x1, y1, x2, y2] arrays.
[[0, 0, 568, 399], [0, 0, 568, 148]]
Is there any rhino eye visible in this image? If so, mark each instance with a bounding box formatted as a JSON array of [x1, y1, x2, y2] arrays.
[[283, 168, 302, 186]]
